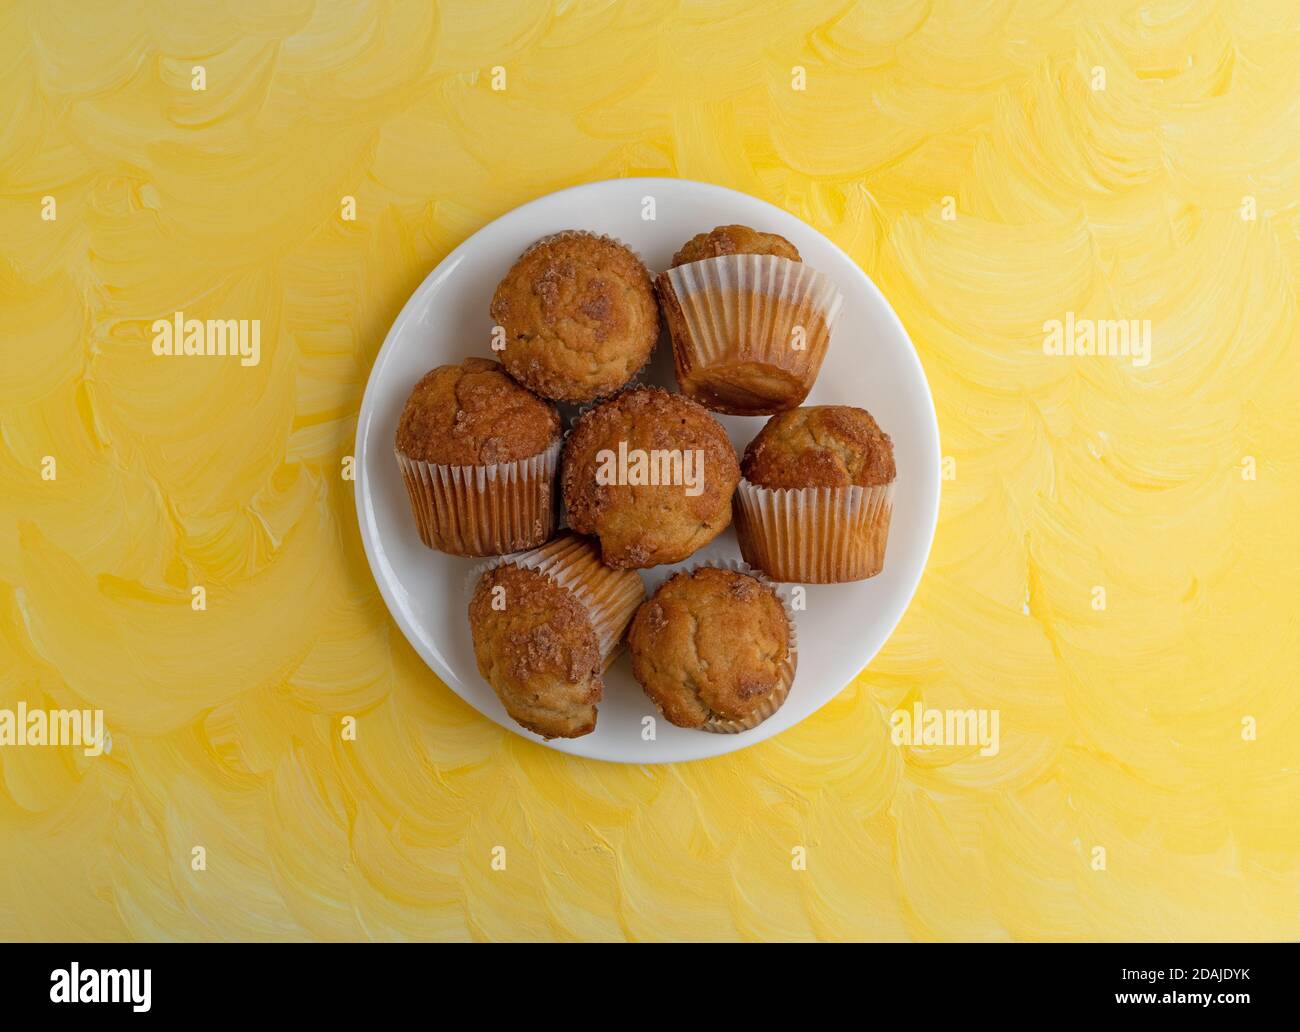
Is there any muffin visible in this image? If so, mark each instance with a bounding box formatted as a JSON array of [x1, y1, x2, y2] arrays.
[[734, 405, 896, 582], [468, 532, 643, 739], [490, 231, 659, 403], [395, 357, 561, 556], [669, 224, 801, 266], [562, 387, 740, 568], [656, 224, 843, 416], [628, 565, 797, 733]]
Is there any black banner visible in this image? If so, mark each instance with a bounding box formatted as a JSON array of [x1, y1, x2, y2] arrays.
[[0, 943, 1290, 1018]]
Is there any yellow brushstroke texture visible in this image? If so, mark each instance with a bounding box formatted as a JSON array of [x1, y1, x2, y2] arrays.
[[1, 0, 1298, 941]]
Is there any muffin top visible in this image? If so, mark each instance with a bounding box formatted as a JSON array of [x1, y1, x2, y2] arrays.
[[396, 357, 560, 465], [468, 563, 602, 739], [562, 387, 740, 568], [628, 567, 792, 728], [742, 405, 895, 488], [489, 232, 659, 403], [669, 224, 801, 268]]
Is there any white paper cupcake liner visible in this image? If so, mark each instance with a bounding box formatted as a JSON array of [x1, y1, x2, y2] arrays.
[[464, 531, 644, 671], [644, 558, 799, 734], [396, 439, 560, 556], [658, 253, 844, 414], [733, 479, 895, 583]]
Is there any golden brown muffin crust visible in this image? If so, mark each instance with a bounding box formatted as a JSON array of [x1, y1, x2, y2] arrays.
[[562, 387, 740, 568], [741, 405, 895, 488], [395, 357, 560, 466], [669, 224, 802, 268], [628, 567, 790, 728], [489, 232, 659, 402], [468, 563, 602, 739]]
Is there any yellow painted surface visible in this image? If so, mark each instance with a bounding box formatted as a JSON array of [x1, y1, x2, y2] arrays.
[[1, 0, 1298, 942]]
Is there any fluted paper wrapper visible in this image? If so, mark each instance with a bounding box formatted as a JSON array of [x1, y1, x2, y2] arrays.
[[466, 532, 644, 670], [397, 439, 560, 557], [665, 558, 799, 735], [733, 479, 895, 583], [658, 254, 844, 414]]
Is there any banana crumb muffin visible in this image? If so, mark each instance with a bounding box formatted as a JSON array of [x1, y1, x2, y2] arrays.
[[668, 224, 802, 267], [467, 533, 643, 739], [740, 405, 895, 488], [562, 387, 740, 568], [657, 224, 841, 416], [490, 231, 659, 403], [469, 564, 602, 739], [395, 358, 561, 555], [396, 357, 560, 466], [628, 566, 795, 733], [735, 405, 896, 582]]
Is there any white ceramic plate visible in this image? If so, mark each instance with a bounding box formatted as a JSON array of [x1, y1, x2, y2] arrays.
[[355, 178, 940, 764]]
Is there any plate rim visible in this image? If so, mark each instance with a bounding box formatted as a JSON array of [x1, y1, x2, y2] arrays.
[[354, 176, 941, 765]]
